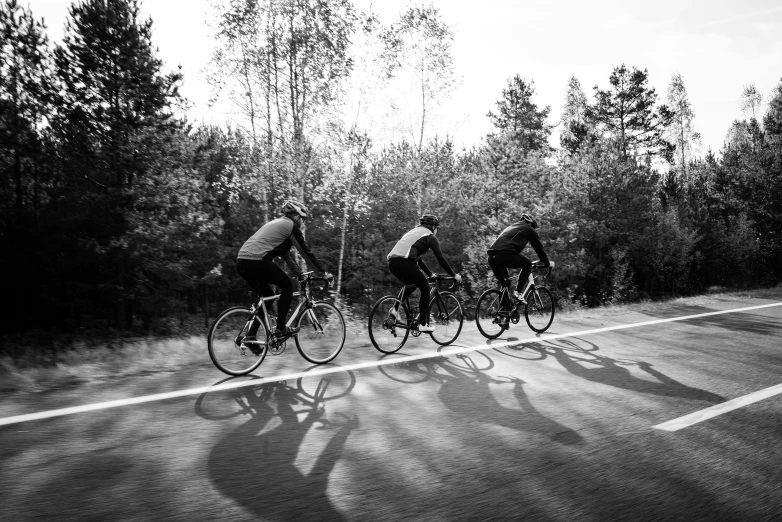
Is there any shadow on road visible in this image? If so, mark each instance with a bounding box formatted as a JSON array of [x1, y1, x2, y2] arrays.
[[378, 352, 583, 446], [532, 337, 726, 404], [201, 368, 358, 520]]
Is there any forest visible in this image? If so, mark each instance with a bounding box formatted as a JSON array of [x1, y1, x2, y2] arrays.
[[1, 0, 781, 349]]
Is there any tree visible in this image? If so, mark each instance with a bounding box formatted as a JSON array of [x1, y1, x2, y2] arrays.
[[0, 0, 52, 228], [381, 3, 457, 152], [52, 0, 184, 329], [559, 75, 590, 155], [665, 73, 702, 178], [486, 75, 552, 154], [740, 83, 764, 122], [586, 64, 675, 161]]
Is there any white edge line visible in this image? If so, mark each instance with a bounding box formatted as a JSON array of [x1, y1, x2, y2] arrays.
[[1, 301, 781, 427], [653, 383, 782, 431]]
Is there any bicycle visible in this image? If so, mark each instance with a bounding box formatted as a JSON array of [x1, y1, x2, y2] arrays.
[[475, 262, 555, 339], [208, 272, 346, 376], [368, 275, 464, 354]]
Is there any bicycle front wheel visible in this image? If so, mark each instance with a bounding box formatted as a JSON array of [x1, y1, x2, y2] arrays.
[[295, 301, 346, 364], [475, 288, 506, 339], [368, 296, 410, 354], [428, 291, 464, 345], [208, 306, 267, 376], [525, 287, 555, 333]]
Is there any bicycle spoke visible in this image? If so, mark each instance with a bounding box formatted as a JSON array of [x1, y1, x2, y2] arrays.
[[208, 306, 267, 375], [368, 296, 410, 353], [295, 302, 346, 364], [429, 292, 463, 346]]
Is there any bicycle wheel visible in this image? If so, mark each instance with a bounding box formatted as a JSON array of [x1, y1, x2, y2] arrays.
[[295, 301, 346, 364], [428, 291, 464, 345], [525, 287, 555, 333], [208, 306, 267, 376], [368, 296, 410, 354], [475, 288, 506, 339]]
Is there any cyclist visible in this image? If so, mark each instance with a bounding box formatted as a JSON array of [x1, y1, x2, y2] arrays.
[[487, 212, 552, 306], [236, 199, 332, 344], [387, 214, 462, 332]]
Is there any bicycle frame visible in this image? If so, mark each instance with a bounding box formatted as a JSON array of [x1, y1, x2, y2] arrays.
[[393, 277, 456, 330], [243, 273, 325, 343], [498, 266, 549, 312]]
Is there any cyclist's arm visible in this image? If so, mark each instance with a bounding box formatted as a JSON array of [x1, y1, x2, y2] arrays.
[[427, 236, 456, 277], [528, 231, 550, 266], [290, 226, 326, 273]]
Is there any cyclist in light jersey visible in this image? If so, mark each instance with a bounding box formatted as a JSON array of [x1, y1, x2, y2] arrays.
[[387, 214, 462, 332], [236, 199, 332, 342]]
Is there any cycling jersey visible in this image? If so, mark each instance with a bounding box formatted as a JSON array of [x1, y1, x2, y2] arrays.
[[487, 222, 549, 265], [387, 226, 456, 277], [238, 216, 324, 273]]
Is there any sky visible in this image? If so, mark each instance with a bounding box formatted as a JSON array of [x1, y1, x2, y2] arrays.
[[23, 0, 782, 156]]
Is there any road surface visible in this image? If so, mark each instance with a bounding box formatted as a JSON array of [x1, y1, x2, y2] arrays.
[[1, 292, 782, 520]]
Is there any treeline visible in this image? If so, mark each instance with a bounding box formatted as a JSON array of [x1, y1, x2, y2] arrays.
[[1, 0, 781, 341]]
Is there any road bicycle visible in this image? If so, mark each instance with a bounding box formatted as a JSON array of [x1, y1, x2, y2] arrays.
[[208, 272, 346, 376], [475, 262, 555, 339], [368, 275, 463, 354]]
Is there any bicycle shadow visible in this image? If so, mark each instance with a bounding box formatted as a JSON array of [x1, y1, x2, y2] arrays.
[[534, 337, 726, 404], [378, 353, 583, 446], [202, 371, 358, 520]]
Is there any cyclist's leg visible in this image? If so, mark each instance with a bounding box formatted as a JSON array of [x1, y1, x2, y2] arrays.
[[515, 255, 533, 294], [389, 258, 429, 324], [488, 254, 510, 290], [260, 260, 293, 331], [236, 258, 271, 336]]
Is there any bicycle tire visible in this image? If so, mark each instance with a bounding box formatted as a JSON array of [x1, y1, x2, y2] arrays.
[[525, 287, 555, 333], [208, 306, 267, 376], [368, 296, 410, 354], [475, 288, 507, 339], [428, 291, 464, 345], [294, 301, 346, 364]]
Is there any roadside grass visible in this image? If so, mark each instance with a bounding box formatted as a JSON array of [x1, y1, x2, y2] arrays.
[[1, 285, 780, 394]]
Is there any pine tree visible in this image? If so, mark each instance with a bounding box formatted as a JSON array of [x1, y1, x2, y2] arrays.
[[52, 0, 184, 329], [487, 75, 552, 154], [586, 64, 675, 162]]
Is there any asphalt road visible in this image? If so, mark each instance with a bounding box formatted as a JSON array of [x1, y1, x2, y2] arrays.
[[2, 292, 782, 521]]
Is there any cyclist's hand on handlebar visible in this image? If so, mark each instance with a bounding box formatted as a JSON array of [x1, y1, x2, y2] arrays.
[[454, 274, 462, 284], [427, 274, 437, 282], [323, 271, 334, 281]]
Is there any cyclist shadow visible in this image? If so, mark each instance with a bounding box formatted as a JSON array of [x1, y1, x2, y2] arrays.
[[381, 353, 583, 446], [537, 338, 726, 404], [204, 375, 358, 521]]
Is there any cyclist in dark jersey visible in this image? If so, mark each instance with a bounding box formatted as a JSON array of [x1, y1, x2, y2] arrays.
[[487, 212, 552, 304], [236, 199, 332, 342], [387, 214, 462, 332]]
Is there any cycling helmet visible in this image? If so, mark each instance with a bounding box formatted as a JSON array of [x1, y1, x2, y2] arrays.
[[519, 212, 538, 228], [419, 214, 440, 229], [282, 199, 308, 218]]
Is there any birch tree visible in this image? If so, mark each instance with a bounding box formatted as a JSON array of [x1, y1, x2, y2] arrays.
[[665, 73, 701, 178]]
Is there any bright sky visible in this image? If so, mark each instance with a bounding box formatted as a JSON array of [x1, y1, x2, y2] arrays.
[[25, 0, 782, 156]]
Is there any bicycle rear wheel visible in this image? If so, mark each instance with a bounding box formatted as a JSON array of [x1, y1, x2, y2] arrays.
[[428, 291, 464, 345], [208, 306, 267, 376], [295, 301, 346, 364], [475, 288, 506, 339], [368, 296, 410, 354], [525, 287, 554, 333]]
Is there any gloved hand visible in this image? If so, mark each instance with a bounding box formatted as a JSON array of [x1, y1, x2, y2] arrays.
[[324, 271, 334, 281], [454, 274, 462, 283]]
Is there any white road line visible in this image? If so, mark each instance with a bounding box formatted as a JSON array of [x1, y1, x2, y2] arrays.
[[1, 301, 781, 427], [653, 383, 782, 431]]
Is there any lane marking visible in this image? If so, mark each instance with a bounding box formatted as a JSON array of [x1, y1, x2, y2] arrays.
[[1, 301, 781, 427], [653, 383, 782, 431]]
